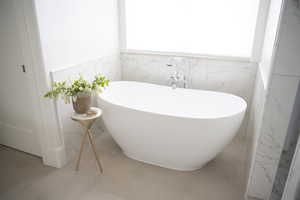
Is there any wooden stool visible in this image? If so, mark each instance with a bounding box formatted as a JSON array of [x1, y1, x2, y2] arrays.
[[71, 107, 103, 174]]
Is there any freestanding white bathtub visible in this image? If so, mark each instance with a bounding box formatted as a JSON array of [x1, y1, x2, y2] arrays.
[[98, 81, 247, 171]]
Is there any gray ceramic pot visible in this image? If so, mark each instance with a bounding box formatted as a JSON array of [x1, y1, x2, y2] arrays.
[[72, 92, 92, 114]]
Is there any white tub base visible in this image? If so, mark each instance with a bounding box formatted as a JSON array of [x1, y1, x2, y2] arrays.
[[99, 81, 247, 171]]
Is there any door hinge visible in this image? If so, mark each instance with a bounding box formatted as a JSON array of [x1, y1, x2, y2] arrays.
[[21, 65, 26, 73]]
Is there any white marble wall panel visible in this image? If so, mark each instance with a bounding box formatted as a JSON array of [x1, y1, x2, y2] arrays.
[[259, 0, 284, 87], [189, 59, 256, 102], [121, 53, 257, 138], [247, 1, 300, 199], [246, 72, 266, 144], [245, 71, 267, 198], [121, 54, 172, 85], [51, 54, 121, 161], [274, 0, 300, 76], [248, 74, 300, 199]]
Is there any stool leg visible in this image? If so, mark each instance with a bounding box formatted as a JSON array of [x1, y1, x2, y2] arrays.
[[76, 130, 88, 171], [87, 129, 103, 174]]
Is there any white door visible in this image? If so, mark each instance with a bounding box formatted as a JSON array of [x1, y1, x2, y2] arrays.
[[0, 0, 41, 156]]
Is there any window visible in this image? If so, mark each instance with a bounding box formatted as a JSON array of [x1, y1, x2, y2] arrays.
[[121, 0, 261, 58]]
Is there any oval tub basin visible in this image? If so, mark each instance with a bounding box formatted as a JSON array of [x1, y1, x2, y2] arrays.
[[98, 81, 247, 171]]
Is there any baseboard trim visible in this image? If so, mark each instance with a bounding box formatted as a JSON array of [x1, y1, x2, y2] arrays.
[[0, 121, 41, 156]]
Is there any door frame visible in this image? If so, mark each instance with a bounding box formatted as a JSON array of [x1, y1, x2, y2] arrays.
[[14, 0, 67, 168]]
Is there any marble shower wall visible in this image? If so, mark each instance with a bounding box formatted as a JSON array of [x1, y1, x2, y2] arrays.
[[247, 0, 300, 199], [121, 53, 258, 138], [51, 54, 121, 161], [248, 74, 299, 199], [245, 70, 267, 193]]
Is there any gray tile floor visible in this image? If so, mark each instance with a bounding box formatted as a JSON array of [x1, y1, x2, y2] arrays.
[[0, 132, 247, 200]]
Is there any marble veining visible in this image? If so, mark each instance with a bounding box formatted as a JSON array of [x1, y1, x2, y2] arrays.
[[245, 71, 267, 198], [271, 138, 298, 200], [247, 0, 300, 199], [248, 74, 300, 199], [269, 1, 300, 198]]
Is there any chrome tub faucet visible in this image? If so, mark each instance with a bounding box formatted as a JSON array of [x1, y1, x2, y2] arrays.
[[166, 63, 188, 89]]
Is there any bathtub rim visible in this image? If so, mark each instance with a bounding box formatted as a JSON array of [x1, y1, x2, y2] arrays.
[[98, 81, 247, 120]]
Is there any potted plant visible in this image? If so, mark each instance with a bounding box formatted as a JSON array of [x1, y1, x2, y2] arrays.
[[44, 75, 109, 114]]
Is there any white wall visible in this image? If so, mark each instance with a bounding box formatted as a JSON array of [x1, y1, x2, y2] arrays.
[[279, 85, 300, 200], [33, 0, 120, 164], [246, 0, 284, 193], [259, 0, 284, 89], [34, 0, 119, 70], [245, 70, 266, 195], [246, 0, 300, 199], [245, 0, 284, 198]]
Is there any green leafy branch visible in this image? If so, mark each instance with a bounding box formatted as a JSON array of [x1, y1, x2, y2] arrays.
[[44, 75, 109, 103]]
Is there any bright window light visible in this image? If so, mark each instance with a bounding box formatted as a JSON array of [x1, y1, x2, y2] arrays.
[[123, 0, 261, 58]]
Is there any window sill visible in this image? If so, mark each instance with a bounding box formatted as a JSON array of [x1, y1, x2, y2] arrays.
[[121, 49, 258, 64]]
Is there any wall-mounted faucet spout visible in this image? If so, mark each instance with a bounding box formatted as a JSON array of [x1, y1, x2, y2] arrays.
[[166, 63, 187, 89], [169, 71, 180, 89]]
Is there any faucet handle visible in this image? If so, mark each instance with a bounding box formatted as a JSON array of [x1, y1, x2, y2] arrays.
[[166, 63, 176, 67], [170, 71, 181, 80]]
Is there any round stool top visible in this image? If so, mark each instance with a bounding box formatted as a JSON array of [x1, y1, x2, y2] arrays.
[[71, 107, 102, 121]]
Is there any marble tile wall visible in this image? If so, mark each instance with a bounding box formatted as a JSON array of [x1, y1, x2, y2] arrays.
[[121, 53, 258, 139], [51, 54, 121, 161], [271, 135, 299, 200], [247, 0, 300, 199], [248, 75, 300, 199], [245, 71, 267, 196], [273, 0, 300, 76]]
